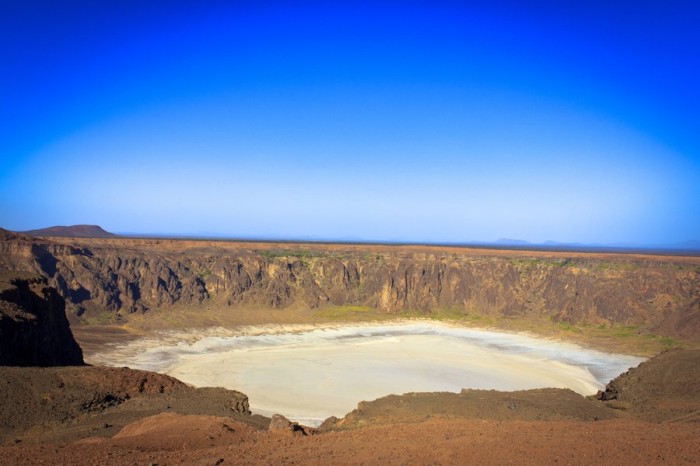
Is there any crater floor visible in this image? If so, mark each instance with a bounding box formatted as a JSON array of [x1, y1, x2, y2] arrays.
[[90, 321, 644, 425]]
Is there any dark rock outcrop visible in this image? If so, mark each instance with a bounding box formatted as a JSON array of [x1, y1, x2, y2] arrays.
[[0, 272, 84, 366], [268, 413, 315, 436]]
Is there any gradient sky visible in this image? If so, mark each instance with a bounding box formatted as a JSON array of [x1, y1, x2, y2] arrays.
[[2, 1, 699, 244]]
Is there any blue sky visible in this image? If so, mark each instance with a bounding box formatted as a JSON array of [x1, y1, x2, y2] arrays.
[[1, 1, 699, 244]]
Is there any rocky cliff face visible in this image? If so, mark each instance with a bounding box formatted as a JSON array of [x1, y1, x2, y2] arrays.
[[0, 271, 84, 366], [1, 230, 699, 340]]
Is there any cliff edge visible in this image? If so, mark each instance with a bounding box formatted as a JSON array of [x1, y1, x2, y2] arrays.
[[1, 231, 698, 342], [0, 272, 84, 366]]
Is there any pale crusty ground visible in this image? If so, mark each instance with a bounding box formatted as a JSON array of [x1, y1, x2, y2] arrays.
[[87, 322, 641, 424]]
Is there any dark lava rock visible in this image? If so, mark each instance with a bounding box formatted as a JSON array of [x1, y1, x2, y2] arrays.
[[0, 273, 84, 366]]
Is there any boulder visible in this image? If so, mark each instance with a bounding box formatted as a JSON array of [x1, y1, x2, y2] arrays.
[[268, 414, 315, 436]]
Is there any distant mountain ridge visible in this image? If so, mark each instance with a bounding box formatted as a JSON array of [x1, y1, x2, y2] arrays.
[[10, 225, 700, 251], [482, 238, 700, 252], [20, 225, 117, 238], [494, 238, 532, 246]]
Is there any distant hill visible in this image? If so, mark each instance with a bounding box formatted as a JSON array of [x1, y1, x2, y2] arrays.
[[485, 238, 700, 253], [494, 238, 531, 246], [20, 225, 117, 238]]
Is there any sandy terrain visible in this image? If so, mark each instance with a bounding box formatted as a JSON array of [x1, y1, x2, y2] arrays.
[[1, 415, 698, 465]]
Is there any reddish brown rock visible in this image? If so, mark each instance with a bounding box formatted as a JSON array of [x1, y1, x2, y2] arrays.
[[268, 414, 315, 436]]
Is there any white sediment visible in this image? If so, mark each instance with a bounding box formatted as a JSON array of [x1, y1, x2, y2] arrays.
[[89, 321, 644, 426]]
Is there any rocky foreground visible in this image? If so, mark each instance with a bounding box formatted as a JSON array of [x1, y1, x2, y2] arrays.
[[2, 417, 698, 465], [0, 348, 698, 465]]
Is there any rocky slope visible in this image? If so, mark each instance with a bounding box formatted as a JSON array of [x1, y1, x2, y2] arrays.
[[1, 229, 699, 340], [597, 347, 700, 422], [321, 387, 618, 430], [0, 271, 84, 366], [0, 265, 262, 443], [0, 365, 260, 443]]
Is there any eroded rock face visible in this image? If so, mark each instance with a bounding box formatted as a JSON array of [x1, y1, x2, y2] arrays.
[[2, 230, 699, 340], [0, 273, 84, 366]]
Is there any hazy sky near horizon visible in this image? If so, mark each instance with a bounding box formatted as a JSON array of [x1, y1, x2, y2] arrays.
[[2, 1, 699, 244]]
